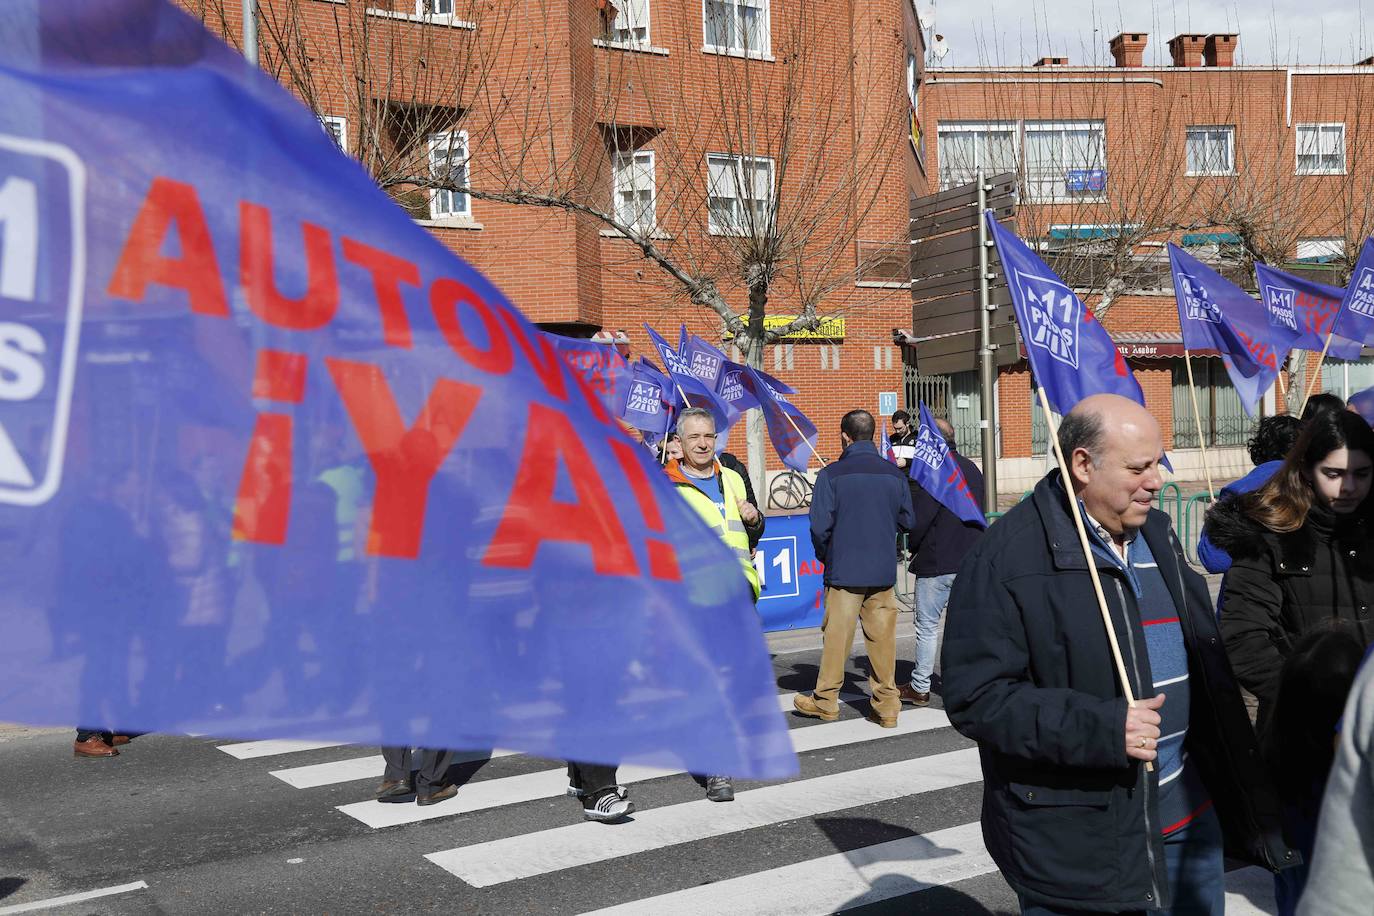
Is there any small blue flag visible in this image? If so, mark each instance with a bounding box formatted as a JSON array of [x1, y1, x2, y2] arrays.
[[879, 419, 895, 463], [988, 213, 1145, 416], [0, 0, 795, 780], [1255, 263, 1365, 360], [622, 358, 672, 437], [1167, 244, 1292, 417], [740, 367, 819, 472], [1333, 238, 1374, 346], [909, 403, 986, 528]]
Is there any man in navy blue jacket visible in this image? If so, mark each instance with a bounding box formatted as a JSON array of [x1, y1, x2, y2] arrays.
[[794, 410, 914, 728]]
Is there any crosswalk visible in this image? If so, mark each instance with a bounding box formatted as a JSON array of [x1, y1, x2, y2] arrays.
[[209, 687, 1279, 914]]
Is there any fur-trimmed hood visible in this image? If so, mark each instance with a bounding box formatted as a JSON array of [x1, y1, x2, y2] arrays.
[[1203, 493, 1272, 562]]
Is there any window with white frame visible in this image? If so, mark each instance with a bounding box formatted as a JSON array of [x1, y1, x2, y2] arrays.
[[936, 122, 1017, 190], [1296, 237, 1345, 263], [320, 116, 347, 154], [613, 150, 655, 232], [428, 131, 469, 219], [704, 0, 769, 56], [706, 153, 773, 234], [1185, 125, 1234, 175], [607, 0, 650, 44], [1296, 123, 1346, 174], [417, 0, 454, 16], [1023, 121, 1106, 201]]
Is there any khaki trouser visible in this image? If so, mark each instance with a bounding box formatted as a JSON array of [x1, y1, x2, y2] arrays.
[[814, 586, 900, 719]]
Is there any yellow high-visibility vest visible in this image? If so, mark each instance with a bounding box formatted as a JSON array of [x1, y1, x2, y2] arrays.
[[667, 459, 761, 601]]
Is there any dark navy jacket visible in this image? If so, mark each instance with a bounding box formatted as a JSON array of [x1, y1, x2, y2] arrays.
[[809, 440, 914, 588], [942, 472, 1296, 912], [1195, 459, 1281, 574]]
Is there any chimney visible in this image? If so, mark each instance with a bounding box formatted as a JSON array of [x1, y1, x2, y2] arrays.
[[1204, 34, 1237, 67], [1168, 33, 1206, 67], [1033, 56, 1068, 67], [1109, 33, 1147, 68]]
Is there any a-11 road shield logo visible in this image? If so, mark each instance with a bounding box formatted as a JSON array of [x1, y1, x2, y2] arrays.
[[1014, 268, 1081, 369], [0, 134, 86, 506]]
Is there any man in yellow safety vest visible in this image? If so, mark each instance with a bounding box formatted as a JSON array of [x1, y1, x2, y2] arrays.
[[665, 407, 764, 801]]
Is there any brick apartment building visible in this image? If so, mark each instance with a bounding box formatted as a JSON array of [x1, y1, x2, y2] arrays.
[[187, 0, 928, 484], [919, 31, 1374, 491]]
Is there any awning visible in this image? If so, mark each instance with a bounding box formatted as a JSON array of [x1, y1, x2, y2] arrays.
[[1019, 332, 1220, 360], [1047, 225, 1128, 240], [1181, 231, 1240, 247]]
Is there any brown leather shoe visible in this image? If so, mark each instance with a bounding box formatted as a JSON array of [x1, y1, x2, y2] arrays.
[[74, 737, 118, 758], [417, 784, 458, 806], [865, 709, 899, 729], [375, 778, 416, 802], [110, 734, 132, 746], [898, 684, 931, 707], [792, 694, 839, 722]]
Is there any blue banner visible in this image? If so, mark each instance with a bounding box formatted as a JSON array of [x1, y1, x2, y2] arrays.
[[741, 366, 820, 472], [0, 0, 794, 779], [1167, 244, 1291, 417], [644, 324, 734, 430], [544, 333, 630, 417], [754, 514, 825, 631], [987, 212, 1146, 417]]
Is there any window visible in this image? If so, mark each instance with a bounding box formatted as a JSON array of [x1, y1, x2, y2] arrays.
[[608, 0, 650, 44], [428, 131, 469, 219], [1185, 125, 1234, 175], [1296, 237, 1345, 263], [417, 0, 453, 15], [704, 0, 769, 56], [613, 150, 655, 232], [1023, 121, 1106, 202], [706, 153, 773, 234], [1171, 359, 1250, 447], [320, 116, 347, 154], [936, 122, 1017, 190], [1296, 123, 1345, 175]]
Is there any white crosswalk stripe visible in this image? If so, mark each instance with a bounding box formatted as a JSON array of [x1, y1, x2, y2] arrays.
[[270, 748, 522, 789], [578, 820, 996, 916], [216, 738, 345, 759], [424, 747, 982, 887]]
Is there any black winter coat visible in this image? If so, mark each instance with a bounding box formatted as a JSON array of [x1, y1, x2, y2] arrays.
[[1205, 497, 1374, 728], [942, 472, 1296, 912], [908, 450, 986, 577]]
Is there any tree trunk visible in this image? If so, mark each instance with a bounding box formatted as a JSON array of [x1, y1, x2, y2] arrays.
[[745, 339, 767, 509]]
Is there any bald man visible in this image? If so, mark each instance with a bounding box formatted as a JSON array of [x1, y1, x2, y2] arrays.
[[941, 394, 1294, 915]]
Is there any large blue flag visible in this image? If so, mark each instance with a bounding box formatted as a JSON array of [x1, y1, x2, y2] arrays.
[[1334, 238, 1374, 346], [622, 358, 672, 437], [1254, 263, 1364, 361], [740, 367, 819, 472], [1167, 244, 1291, 417], [909, 403, 985, 528], [681, 331, 742, 428], [544, 332, 631, 417], [987, 213, 1145, 416], [0, 0, 793, 779]]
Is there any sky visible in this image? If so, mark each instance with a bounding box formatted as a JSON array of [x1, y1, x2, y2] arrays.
[[927, 0, 1374, 67]]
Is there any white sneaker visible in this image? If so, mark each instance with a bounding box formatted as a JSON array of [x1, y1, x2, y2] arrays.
[[582, 788, 634, 822]]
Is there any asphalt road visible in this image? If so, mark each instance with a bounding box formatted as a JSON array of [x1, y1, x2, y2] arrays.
[[0, 615, 1275, 915]]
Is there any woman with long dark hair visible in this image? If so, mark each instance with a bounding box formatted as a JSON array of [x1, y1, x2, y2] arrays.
[[1205, 409, 1374, 730]]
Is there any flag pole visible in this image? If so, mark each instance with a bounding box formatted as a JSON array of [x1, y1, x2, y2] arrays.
[[1036, 385, 1152, 772], [1182, 351, 1216, 500], [1298, 331, 1336, 417], [784, 412, 827, 467]]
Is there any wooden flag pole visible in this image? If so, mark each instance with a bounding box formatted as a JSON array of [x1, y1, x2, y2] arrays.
[[784, 411, 827, 466], [1182, 351, 1216, 500], [1037, 386, 1152, 772], [1299, 331, 1337, 417]]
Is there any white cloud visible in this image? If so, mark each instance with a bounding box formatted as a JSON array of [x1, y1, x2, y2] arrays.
[[927, 0, 1374, 67]]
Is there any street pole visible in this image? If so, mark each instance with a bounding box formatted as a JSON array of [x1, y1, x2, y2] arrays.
[[243, 0, 258, 66], [976, 169, 998, 513]]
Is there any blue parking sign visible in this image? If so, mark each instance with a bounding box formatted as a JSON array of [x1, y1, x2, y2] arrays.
[[877, 391, 898, 416]]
